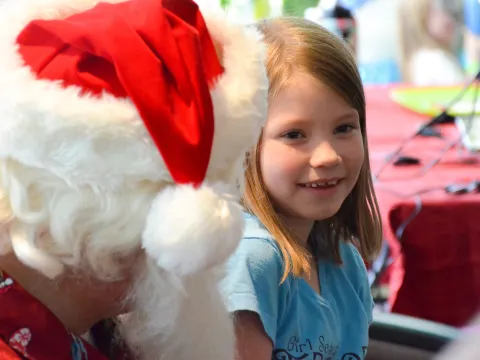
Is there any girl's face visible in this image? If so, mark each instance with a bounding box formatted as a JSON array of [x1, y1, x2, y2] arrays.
[[427, 1, 462, 49], [260, 72, 364, 223]]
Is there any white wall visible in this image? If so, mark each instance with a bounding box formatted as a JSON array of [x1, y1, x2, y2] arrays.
[[355, 0, 401, 64]]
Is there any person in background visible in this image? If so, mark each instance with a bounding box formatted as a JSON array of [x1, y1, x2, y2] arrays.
[[305, 0, 358, 55], [398, 0, 465, 86], [221, 16, 382, 360]]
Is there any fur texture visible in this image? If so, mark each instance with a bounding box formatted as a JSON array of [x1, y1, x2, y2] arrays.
[[0, 0, 267, 192], [0, 0, 268, 359], [142, 183, 244, 276]]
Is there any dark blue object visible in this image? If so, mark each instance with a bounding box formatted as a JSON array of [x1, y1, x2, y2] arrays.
[[393, 156, 421, 166], [418, 126, 443, 138]]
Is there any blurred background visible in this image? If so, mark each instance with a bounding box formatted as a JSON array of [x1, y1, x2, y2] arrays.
[[197, 0, 479, 85]]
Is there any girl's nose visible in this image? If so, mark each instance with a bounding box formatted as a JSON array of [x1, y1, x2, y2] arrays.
[[310, 141, 341, 168]]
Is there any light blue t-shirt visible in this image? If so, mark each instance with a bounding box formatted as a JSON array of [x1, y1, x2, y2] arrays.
[[221, 213, 374, 360]]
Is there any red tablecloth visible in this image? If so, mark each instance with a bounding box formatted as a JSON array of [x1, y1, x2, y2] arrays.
[[366, 85, 480, 327]]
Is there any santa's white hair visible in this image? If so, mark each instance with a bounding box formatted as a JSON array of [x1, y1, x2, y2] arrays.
[[0, 0, 268, 358]]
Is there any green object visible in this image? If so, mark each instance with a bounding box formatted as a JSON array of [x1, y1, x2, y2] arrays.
[[283, 0, 319, 16], [466, 60, 480, 76], [220, 0, 230, 9], [253, 0, 271, 19], [389, 85, 480, 116]]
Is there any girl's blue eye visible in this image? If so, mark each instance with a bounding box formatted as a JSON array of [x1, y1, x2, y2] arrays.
[[281, 131, 305, 139]]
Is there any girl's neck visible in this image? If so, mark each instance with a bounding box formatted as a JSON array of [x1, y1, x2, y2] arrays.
[[278, 215, 314, 246]]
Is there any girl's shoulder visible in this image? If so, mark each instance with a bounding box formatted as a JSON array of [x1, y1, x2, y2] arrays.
[[240, 212, 284, 260], [242, 212, 275, 239], [335, 240, 369, 283], [222, 212, 288, 289], [338, 240, 365, 267], [220, 213, 292, 343], [327, 241, 374, 324], [239, 214, 366, 279]]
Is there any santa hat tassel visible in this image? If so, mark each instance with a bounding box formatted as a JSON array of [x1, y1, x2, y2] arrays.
[[142, 183, 244, 276]]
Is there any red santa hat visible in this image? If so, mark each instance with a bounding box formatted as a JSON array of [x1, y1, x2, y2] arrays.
[[0, 0, 267, 277]]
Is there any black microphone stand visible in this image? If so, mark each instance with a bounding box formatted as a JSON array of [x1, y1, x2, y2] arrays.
[[372, 70, 480, 182]]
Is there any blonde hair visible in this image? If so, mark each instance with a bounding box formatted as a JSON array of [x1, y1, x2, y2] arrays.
[[243, 17, 382, 282], [398, 0, 462, 82]]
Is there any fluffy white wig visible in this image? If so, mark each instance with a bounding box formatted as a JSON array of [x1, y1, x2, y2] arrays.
[[0, 0, 268, 358]]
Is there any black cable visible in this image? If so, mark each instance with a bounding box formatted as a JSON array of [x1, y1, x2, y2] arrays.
[[370, 178, 479, 296], [370, 82, 480, 291], [394, 179, 479, 243], [381, 83, 480, 241], [373, 70, 480, 182], [395, 196, 423, 242], [418, 78, 480, 176]]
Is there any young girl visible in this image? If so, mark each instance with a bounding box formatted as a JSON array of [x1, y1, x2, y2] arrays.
[[221, 17, 382, 360], [398, 0, 465, 86]]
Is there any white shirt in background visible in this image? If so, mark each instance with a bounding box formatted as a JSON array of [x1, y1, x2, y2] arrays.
[[409, 48, 465, 86]]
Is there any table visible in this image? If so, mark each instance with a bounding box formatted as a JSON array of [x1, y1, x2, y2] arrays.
[[365, 85, 480, 327]]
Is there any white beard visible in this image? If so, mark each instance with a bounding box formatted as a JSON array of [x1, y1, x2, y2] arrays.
[[118, 259, 234, 360]]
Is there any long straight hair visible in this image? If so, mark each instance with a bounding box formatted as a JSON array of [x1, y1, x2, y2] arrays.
[[242, 17, 382, 282]]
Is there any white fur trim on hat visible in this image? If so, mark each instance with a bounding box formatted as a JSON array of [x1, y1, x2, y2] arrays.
[[142, 183, 244, 276], [0, 0, 267, 192]]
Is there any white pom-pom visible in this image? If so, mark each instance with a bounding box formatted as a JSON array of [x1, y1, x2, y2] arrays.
[[142, 183, 244, 276]]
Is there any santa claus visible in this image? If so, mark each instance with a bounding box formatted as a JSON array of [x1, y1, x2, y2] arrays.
[[0, 0, 267, 359]]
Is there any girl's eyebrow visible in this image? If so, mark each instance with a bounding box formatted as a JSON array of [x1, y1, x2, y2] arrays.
[[282, 111, 358, 125], [269, 108, 359, 129], [277, 117, 312, 127], [334, 109, 359, 120]]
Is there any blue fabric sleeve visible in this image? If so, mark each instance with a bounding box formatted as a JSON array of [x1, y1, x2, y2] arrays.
[[221, 236, 287, 344], [341, 242, 375, 326]]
